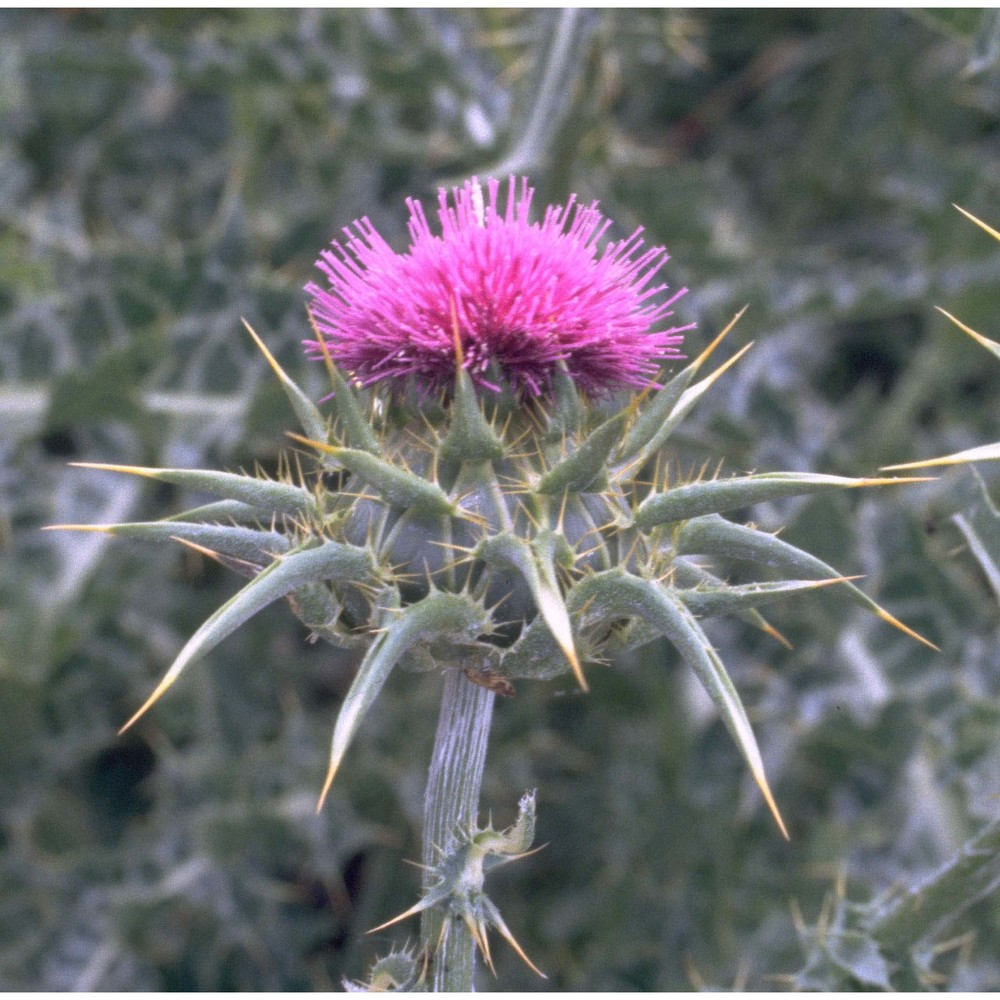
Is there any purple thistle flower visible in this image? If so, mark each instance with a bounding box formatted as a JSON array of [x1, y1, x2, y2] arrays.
[[305, 176, 692, 397]]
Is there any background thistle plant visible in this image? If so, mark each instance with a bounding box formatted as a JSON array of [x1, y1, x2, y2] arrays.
[[51, 177, 937, 988]]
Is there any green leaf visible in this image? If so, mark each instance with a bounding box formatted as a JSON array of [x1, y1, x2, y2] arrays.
[[318, 591, 490, 806], [565, 570, 787, 837], [45, 521, 289, 564], [969, 11, 1000, 74], [635, 472, 921, 530], [288, 438, 455, 517], [243, 319, 329, 445], [442, 367, 504, 463], [866, 813, 1000, 952], [615, 308, 746, 466], [44, 339, 162, 431], [475, 530, 586, 689], [535, 406, 630, 495], [118, 540, 376, 732], [72, 463, 321, 519], [675, 515, 938, 650], [676, 576, 852, 618]]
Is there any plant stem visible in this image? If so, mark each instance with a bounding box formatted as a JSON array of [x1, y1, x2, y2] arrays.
[[421, 667, 495, 991]]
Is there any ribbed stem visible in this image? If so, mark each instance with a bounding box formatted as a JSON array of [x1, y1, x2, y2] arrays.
[[421, 668, 495, 992]]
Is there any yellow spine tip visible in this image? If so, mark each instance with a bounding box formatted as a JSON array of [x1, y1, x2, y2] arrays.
[[242, 317, 289, 384], [316, 761, 339, 813], [41, 524, 110, 533], [876, 608, 940, 652], [760, 621, 793, 650], [450, 296, 465, 368], [565, 646, 589, 693]]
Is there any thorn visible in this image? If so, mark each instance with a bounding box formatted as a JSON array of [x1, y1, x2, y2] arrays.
[[427, 540, 476, 554], [316, 756, 341, 813], [436, 917, 450, 956], [169, 536, 223, 562], [242, 317, 290, 386], [488, 905, 547, 978], [118, 679, 170, 735], [68, 462, 161, 478], [760, 620, 794, 650], [699, 339, 754, 389], [367, 898, 433, 935], [690, 305, 748, 370], [953, 203, 1000, 242], [286, 430, 340, 456], [755, 770, 790, 841], [468, 916, 495, 976], [42, 523, 112, 533], [875, 606, 940, 652], [450, 296, 464, 368], [306, 307, 344, 396], [561, 637, 588, 692], [847, 476, 937, 487]]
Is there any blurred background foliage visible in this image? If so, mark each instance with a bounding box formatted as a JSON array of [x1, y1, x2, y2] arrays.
[[2, 7, 1000, 990]]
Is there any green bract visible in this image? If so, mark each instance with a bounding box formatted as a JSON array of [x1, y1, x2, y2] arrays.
[[53, 317, 934, 838]]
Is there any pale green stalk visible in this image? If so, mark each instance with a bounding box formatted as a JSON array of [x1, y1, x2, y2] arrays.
[[421, 668, 496, 991]]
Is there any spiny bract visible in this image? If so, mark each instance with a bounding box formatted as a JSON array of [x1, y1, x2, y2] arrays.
[[55, 178, 935, 841]]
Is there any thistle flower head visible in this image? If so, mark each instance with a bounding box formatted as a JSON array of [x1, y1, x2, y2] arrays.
[[305, 176, 691, 397]]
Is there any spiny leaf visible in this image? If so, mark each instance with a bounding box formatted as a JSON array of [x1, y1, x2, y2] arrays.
[[72, 463, 320, 519], [287, 435, 455, 517], [677, 576, 859, 618], [318, 591, 490, 808], [672, 557, 793, 648], [675, 514, 939, 650], [243, 318, 329, 444], [163, 499, 262, 523], [545, 365, 585, 441], [535, 405, 631, 495], [475, 531, 586, 690], [306, 308, 379, 453], [45, 521, 289, 563], [568, 570, 788, 838], [616, 307, 746, 465], [881, 442, 1000, 470], [480, 789, 538, 870], [634, 472, 930, 530], [442, 366, 504, 463], [119, 541, 375, 733], [865, 812, 1000, 952], [622, 339, 754, 473]]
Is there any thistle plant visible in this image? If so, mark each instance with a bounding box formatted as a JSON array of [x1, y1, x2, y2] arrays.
[[52, 176, 935, 990]]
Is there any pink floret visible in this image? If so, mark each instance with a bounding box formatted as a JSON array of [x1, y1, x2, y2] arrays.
[[305, 176, 692, 397]]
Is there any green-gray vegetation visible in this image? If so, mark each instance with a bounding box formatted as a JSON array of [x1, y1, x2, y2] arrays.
[[2, 9, 999, 990]]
